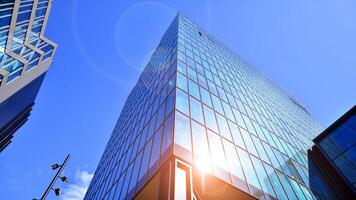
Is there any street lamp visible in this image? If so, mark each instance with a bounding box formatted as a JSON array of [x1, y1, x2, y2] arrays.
[[60, 176, 68, 183], [53, 188, 61, 196], [34, 154, 71, 200]]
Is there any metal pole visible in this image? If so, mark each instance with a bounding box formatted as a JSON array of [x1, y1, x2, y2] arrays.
[[40, 154, 71, 200]]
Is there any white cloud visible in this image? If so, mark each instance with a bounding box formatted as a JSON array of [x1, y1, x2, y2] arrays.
[[60, 170, 93, 200]]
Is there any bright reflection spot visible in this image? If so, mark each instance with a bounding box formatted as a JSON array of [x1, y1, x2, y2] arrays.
[[194, 156, 212, 174]]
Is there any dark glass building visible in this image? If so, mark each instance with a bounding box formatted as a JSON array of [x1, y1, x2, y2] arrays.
[[308, 106, 356, 199], [85, 14, 329, 200], [0, 0, 57, 152]]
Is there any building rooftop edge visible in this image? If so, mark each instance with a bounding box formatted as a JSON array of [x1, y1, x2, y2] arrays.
[[313, 105, 356, 143]]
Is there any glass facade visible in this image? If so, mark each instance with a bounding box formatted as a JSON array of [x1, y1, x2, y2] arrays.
[[0, 0, 56, 152], [85, 14, 327, 200], [0, 0, 55, 85], [318, 113, 356, 188], [309, 106, 356, 199]]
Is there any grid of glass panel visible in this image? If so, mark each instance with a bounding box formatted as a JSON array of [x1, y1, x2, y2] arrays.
[[85, 17, 179, 200], [172, 14, 323, 200], [85, 13, 326, 200], [0, 0, 55, 85]]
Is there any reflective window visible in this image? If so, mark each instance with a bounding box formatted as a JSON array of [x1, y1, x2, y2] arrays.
[[222, 140, 245, 183], [250, 156, 276, 199], [177, 72, 188, 91], [191, 120, 211, 171], [216, 113, 233, 141], [211, 94, 224, 114], [174, 111, 192, 151], [228, 121, 246, 150], [240, 128, 258, 156], [222, 101, 235, 122], [207, 130, 228, 171], [276, 170, 298, 200], [190, 97, 204, 124], [188, 79, 200, 100], [200, 87, 212, 107], [149, 128, 163, 170], [263, 163, 288, 200], [176, 89, 189, 115], [232, 108, 247, 130], [203, 105, 219, 133], [237, 148, 261, 191]]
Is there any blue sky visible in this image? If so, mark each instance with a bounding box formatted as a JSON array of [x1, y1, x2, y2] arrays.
[[0, 0, 355, 199]]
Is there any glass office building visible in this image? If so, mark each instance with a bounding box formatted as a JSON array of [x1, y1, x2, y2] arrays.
[[309, 106, 355, 199], [85, 14, 327, 200], [0, 0, 56, 152]]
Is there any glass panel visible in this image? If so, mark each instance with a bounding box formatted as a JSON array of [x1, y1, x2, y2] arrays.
[[276, 171, 298, 200], [216, 113, 233, 141], [237, 148, 261, 191], [200, 87, 213, 108], [207, 130, 228, 171], [190, 97, 204, 124], [149, 128, 163, 169], [162, 113, 174, 155], [211, 94, 224, 114], [250, 156, 277, 199], [176, 89, 189, 115], [177, 72, 188, 92], [263, 163, 288, 200], [240, 128, 258, 156], [222, 140, 245, 181], [174, 111, 192, 151], [191, 120, 211, 172], [188, 79, 200, 100], [203, 105, 219, 133], [289, 178, 307, 200]]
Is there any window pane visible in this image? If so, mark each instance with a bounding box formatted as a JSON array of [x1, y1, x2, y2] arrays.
[[137, 139, 153, 184], [289, 178, 307, 200], [149, 128, 163, 170], [191, 120, 211, 172], [216, 113, 233, 142], [207, 130, 228, 171], [174, 111, 192, 151], [177, 72, 188, 92], [176, 89, 189, 115], [222, 101, 235, 122], [237, 148, 261, 191], [222, 140, 245, 181], [276, 171, 298, 200], [162, 113, 174, 156], [188, 79, 200, 100], [190, 97, 204, 124], [228, 121, 246, 150], [200, 87, 212, 108], [240, 128, 258, 156], [203, 105, 219, 133], [250, 156, 276, 198], [251, 135, 270, 164], [211, 94, 224, 114], [232, 108, 247, 130], [263, 163, 288, 200]]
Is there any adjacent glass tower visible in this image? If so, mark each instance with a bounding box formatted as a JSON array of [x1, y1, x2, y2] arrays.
[[85, 14, 327, 200], [0, 0, 57, 152], [309, 106, 356, 199]]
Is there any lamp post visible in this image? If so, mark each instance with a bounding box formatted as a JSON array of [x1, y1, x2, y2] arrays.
[[34, 154, 71, 200]]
